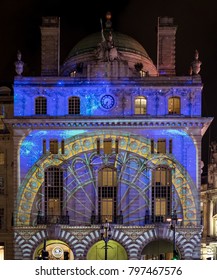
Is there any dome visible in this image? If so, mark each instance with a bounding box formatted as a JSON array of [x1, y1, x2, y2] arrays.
[[61, 31, 158, 76], [67, 32, 150, 60]]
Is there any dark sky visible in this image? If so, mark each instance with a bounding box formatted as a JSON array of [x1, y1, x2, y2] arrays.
[[0, 0, 217, 169]]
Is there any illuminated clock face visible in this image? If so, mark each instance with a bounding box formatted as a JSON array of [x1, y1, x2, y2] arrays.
[[52, 246, 63, 258], [100, 94, 115, 109]]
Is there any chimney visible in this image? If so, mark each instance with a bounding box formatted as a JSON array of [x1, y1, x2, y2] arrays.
[[40, 17, 60, 76], [157, 17, 177, 76]]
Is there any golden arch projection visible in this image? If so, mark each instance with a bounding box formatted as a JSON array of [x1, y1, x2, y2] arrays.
[[87, 240, 128, 260], [16, 131, 197, 226]]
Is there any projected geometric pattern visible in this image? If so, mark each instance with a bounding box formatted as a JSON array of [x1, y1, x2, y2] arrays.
[[17, 131, 197, 227]]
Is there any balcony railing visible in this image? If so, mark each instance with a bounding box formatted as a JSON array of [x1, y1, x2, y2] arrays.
[[91, 214, 123, 225], [144, 215, 183, 225], [37, 214, 69, 225]]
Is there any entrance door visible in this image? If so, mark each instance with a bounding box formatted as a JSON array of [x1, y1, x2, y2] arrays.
[[141, 240, 175, 260]]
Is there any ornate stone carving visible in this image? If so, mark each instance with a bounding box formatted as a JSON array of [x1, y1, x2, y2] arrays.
[[15, 50, 24, 76], [190, 50, 202, 75], [95, 13, 120, 62]]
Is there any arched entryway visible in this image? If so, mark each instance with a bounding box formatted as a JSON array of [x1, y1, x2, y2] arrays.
[[141, 239, 178, 260], [87, 240, 128, 260], [33, 240, 74, 260]]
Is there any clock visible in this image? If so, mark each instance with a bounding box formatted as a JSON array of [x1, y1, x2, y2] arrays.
[[52, 246, 63, 258], [100, 94, 115, 109]]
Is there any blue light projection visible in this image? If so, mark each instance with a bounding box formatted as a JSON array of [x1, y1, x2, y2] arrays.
[[20, 129, 86, 178], [17, 130, 199, 228], [13, 81, 201, 117]]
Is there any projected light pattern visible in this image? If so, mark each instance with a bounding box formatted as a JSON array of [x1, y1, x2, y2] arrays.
[[17, 131, 198, 227], [13, 83, 201, 117], [20, 130, 86, 178]]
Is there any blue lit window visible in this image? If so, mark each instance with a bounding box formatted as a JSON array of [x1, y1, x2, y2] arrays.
[[168, 97, 180, 114], [44, 167, 63, 217], [68, 97, 80, 115], [35, 97, 47, 115], [98, 168, 117, 223], [151, 166, 172, 223], [135, 96, 147, 114]]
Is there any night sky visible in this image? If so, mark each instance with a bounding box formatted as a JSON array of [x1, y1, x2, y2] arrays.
[[0, 0, 217, 170]]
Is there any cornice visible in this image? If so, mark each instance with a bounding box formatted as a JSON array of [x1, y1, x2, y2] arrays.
[[14, 75, 202, 87], [4, 116, 213, 132]]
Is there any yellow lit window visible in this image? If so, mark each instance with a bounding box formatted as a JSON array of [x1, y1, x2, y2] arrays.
[[135, 96, 147, 114], [168, 97, 180, 114]]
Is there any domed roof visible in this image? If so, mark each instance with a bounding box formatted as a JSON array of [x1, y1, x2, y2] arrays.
[[61, 30, 158, 76], [66, 31, 150, 60]]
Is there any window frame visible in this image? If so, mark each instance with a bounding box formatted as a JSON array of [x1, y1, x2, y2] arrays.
[[168, 96, 181, 115], [68, 96, 80, 115], [98, 167, 117, 223], [35, 96, 47, 115], [44, 166, 64, 216], [151, 166, 172, 222], [134, 96, 147, 115]]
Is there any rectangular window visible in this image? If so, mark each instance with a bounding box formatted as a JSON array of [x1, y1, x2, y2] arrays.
[[0, 105, 5, 117], [0, 242, 4, 260], [152, 168, 172, 223], [104, 140, 112, 154], [0, 177, 4, 194], [35, 97, 47, 115], [68, 97, 80, 115], [61, 140, 65, 154], [48, 198, 60, 215], [96, 139, 100, 154], [43, 139, 46, 154], [169, 139, 173, 154], [0, 153, 4, 165], [157, 139, 166, 153], [135, 96, 147, 114], [151, 139, 154, 154], [115, 139, 119, 154], [101, 198, 113, 222], [0, 119, 4, 130], [50, 140, 58, 154], [0, 208, 4, 229], [155, 198, 166, 215]]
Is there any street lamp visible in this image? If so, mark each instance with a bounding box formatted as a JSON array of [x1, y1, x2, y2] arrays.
[[167, 210, 182, 260], [100, 219, 113, 260]]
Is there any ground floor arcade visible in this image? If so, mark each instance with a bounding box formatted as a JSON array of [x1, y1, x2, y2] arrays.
[[13, 224, 202, 260]]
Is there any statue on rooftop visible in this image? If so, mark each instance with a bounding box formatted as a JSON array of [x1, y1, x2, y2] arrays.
[[95, 12, 120, 62], [190, 49, 202, 75], [15, 50, 24, 76]]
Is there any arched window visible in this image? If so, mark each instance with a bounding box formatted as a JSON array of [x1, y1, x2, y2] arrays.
[[135, 96, 147, 114], [68, 96, 80, 115], [168, 97, 180, 114], [44, 167, 63, 217], [151, 166, 172, 222], [98, 167, 117, 223], [35, 97, 47, 115]]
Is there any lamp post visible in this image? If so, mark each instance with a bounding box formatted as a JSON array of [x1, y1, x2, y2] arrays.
[[100, 219, 112, 260], [167, 210, 182, 260]]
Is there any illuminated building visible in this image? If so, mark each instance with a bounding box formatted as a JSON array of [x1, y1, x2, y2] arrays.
[[201, 141, 217, 260], [1, 14, 212, 260]]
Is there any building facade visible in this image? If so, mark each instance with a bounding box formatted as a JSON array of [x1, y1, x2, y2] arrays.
[[0, 86, 14, 260], [1, 14, 212, 260], [201, 141, 217, 260]]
